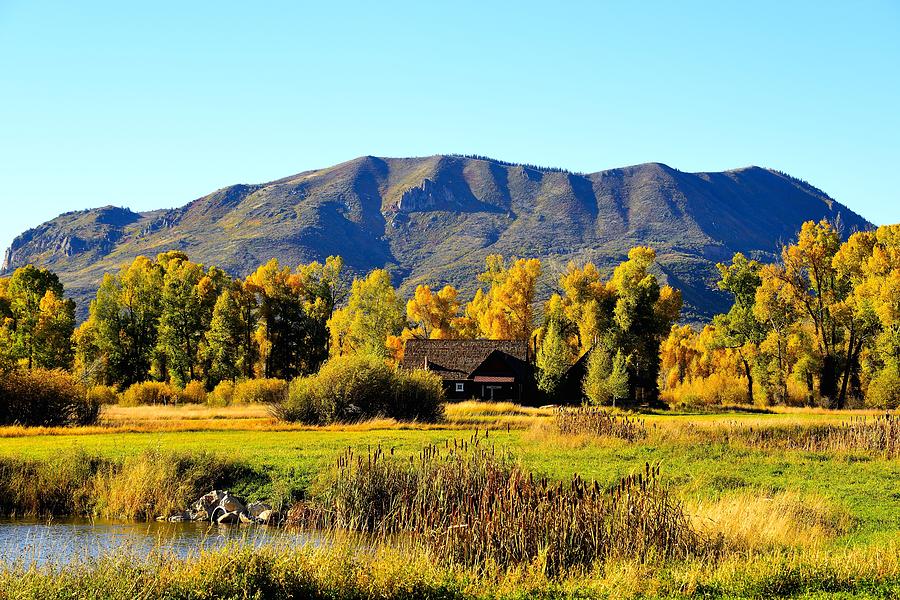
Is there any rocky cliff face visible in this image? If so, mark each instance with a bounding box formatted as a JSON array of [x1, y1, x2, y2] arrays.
[[1, 155, 872, 322]]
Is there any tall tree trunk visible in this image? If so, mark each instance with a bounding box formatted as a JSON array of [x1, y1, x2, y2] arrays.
[[820, 354, 839, 407], [740, 353, 754, 404], [837, 329, 856, 409]]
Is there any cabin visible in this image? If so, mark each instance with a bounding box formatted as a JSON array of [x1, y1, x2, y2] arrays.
[[401, 339, 537, 403]]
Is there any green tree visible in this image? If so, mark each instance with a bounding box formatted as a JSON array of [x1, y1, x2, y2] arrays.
[[536, 319, 573, 400], [583, 343, 613, 405], [205, 285, 257, 384], [6, 265, 66, 369], [88, 256, 164, 386], [607, 247, 682, 402], [33, 290, 76, 370], [607, 350, 631, 407], [713, 253, 766, 403], [328, 269, 405, 359], [156, 254, 207, 387]]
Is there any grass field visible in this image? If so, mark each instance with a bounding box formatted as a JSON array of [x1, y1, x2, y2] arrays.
[[1, 404, 898, 544], [1, 403, 898, 598]]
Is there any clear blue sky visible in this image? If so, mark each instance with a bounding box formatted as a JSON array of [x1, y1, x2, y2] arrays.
[[2, 1, 898, 255]]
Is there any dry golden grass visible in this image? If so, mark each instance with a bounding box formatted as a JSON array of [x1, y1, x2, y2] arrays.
[[441, 400, 553, 429], [689, 491, 853, 551], [0, 400, 891, 446], [0, 401, 553, 437], [103, 403, 270, 422]]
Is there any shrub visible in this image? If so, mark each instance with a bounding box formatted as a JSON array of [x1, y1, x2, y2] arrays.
[[232, 378, 288, 405], [87, 385, 120, 406], [393, 368, 445, 423], [179, 380, 207, 404], [0, 449, 261, 519], [276, 355, 444, 424], [866, 368, 900, 409], [120, 381, 178, 406], [0, 368, 99, 426], [208, 380, 236, 407]]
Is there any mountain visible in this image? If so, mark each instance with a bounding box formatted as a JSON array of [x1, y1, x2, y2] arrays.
[[1, 155, 872, 322]]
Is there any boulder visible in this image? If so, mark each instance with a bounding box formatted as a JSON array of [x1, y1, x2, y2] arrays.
[[217, 511, 240, 525], [220, 492, 246, 515], [247, 501, 272, 518], [190, 508, 209, 522], [194, 490, 226, 513], [256, 509, 276, 524]]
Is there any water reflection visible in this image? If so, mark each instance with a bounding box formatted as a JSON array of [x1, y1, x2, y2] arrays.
[[0, 518, 328, 567]]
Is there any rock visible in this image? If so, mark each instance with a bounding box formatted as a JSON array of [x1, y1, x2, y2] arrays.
[[256, 509, 276, 524], [217, 511, 239, 525], [220, 493, 245, 515], [194, 490, 226, 513], [168, 514, 188, 523], [247, 502, 271, 518], [190, 508, 209, 522]]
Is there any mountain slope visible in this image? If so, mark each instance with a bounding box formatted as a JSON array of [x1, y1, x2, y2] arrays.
[[2, 155, 872, 321]]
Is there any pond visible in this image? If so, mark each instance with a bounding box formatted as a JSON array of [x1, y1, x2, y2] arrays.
[[0, 518, 330, 567]]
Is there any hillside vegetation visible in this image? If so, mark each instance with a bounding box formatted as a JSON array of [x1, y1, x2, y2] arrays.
[[1, 155, 870, 321]]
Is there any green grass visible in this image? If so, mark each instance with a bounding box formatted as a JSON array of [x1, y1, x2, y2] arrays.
[[2, 414, 898, 548], [1, 410, 900, 598]]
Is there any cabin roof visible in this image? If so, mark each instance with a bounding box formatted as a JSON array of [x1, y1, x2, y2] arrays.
[[401, 339, 528, 379]]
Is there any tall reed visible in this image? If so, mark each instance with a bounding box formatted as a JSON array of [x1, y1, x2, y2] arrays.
[[554, 407, 647, 441], [290, 433, 710, 574], [733, 414, 900, 457]]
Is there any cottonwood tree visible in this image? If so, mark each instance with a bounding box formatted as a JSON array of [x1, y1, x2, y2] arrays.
[[712, 253, 766, 403], [5, 266, 72, 370], [156, 252, 229, 387], [535, 319, 573, 400], [327, 269, 405, 360], [85, 256, 164, 386], [465, 255, 542, 340], [405, 284, 463, 339], [205, 284, 257, 384]]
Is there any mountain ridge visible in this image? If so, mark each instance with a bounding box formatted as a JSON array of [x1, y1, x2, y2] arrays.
[[2, 155, 872, 322]]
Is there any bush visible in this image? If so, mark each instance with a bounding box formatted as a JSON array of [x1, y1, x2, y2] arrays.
[[120, 381, 178, 406], [86, 385, 119, 406], [392, 368, 445, 423], [866, 368, 900, 409], [276, 355, 444, 424], [179, 380, 207, 404], [208, 380, 236, 407], [0, 369, 100, 426], [232, 378, 288, 405]]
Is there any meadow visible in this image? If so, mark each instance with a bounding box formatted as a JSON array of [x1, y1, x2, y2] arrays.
[[1, 403, 899, 598]]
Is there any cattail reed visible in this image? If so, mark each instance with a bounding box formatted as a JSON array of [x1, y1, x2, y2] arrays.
[[734, 414, 899, 457], [289, 432, 708, 574], [554, 406, 648, 441]]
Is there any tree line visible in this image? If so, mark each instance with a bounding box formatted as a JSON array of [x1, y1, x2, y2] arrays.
[[660, 220, 900, 409], [0, 247, 681, 405], [2, 218, 897, 409]]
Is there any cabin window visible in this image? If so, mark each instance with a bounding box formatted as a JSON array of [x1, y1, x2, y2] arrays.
[[455, 382, 465, 392]]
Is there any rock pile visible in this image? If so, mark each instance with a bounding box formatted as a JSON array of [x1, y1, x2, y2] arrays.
[[158, 490, 279, 525]]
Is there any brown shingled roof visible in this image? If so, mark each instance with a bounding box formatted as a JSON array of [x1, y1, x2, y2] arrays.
[[401, 339, 529, 378]]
